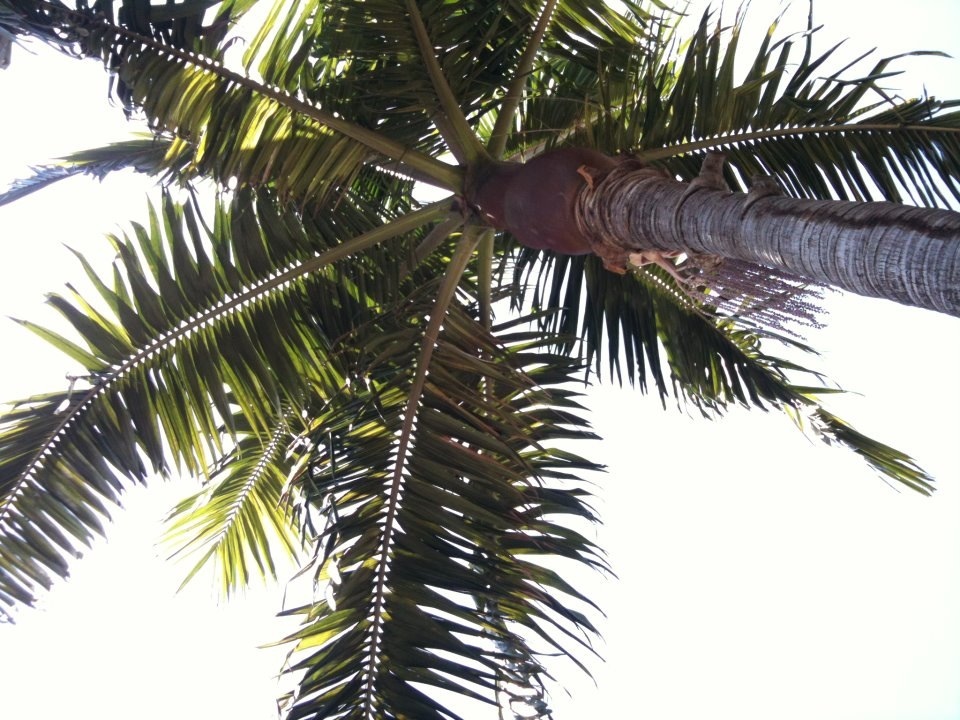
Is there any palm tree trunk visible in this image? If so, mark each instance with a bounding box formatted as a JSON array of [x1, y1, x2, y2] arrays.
[[575, 158, 960, 316]]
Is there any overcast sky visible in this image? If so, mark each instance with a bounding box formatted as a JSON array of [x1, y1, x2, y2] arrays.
[[0, 2, 958, 718]]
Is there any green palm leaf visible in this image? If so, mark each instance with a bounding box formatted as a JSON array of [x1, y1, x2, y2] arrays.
[[162, 408, 303, 595], [0, 136, 174, 207], [509, 251, 933, 494], [1, 0, 460, 196], [0, 0, 252, 56], [621, 10, 960, 206], [246, 0, 661, 162], [0, 186, 449, 617], [278, 291, 605, 718]]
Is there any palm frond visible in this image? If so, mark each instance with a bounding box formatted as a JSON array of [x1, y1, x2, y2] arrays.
[[0, 187, 450, 619], [497, 3, 675, 158], [162, 408, 303, 595], [0, 4, 949, 716], [615, 9, 960, 207], [243, 0, 665, 163], [249, 0, 530, 160], [0, 0, 254, 60], [0, 0, 461, 196], [507, 250, 934, 494], [277, 286, 606, 718], [0, 136, 177, 207]]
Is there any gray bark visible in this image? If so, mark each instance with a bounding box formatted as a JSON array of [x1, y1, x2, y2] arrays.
[[576, 161, 960, 317]]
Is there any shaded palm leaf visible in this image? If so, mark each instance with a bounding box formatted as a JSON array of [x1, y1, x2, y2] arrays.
[[0, 136, 178, 207], [162, 407, 303, 595], [508, 251, 933, 494], [244, 0, 666, 162], [0, 0, 250, 56], [0, 0, 256, 109], [0, 0, 460, 197], [0, 187, 449, 618], [279, 289, 605, 719], [621, 10, 960, 206]]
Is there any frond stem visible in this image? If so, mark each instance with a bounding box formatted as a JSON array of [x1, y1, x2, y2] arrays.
[[637, 122, 960, 162], [397, 215, 464, 278], [404, 0, 488, 163], [477, 229, 495, 330], [0, 201, 451, 525], [362, 230, 481, 717], [488, 0, 558, 158], [25, 2, 463, 190]]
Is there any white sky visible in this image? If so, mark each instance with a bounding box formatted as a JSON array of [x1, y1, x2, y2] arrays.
[[0, 1, 958, 718]]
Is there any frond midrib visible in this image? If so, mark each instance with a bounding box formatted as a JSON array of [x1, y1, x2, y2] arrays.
[[20, 0, 463, 191], [0, 202, 448, 528], [637, 121, 960, 161], [360, 234, 481, 717], [192, 419, 288, 555]]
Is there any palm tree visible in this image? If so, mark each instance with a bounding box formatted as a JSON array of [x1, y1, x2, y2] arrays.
[[0, 1, 957, 718]]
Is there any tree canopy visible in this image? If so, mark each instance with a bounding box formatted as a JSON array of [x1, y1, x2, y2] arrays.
[[0, 1, 958, 717]]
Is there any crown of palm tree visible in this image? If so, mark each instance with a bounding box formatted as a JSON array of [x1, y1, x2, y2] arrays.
[[1, 1, 957, 717]]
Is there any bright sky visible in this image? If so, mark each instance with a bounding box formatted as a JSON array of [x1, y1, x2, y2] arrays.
[[0, 2, 959, 719]]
